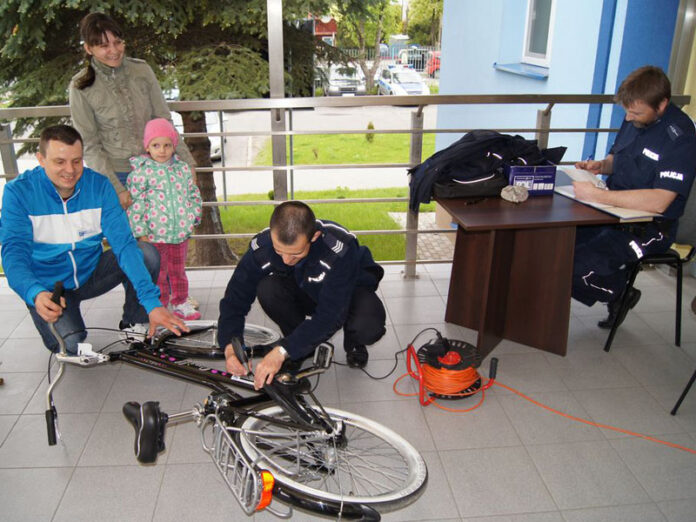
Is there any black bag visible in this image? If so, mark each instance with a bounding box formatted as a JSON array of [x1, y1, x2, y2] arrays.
[[433, 172, 508, 199], [408, 130, 566, 210]]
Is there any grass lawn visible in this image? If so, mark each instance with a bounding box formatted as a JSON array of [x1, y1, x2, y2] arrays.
[[219, 187, 434, 261], [255, 132, 436, 166]]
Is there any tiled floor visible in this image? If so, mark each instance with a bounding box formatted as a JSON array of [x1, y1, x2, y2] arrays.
[[1, 264, 696, 521]]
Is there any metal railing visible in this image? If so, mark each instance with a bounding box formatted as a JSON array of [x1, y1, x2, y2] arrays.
[[1, 94, 689, 276]]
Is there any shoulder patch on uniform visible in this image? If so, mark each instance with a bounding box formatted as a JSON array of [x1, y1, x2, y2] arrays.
[[250, 227, 270, 251], [667, 124, 683, 141], [321, 232, 348, 258]]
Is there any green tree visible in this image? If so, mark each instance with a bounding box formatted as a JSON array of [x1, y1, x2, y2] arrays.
[[332, 0, 401, 90], [0, 0, 338, 265], [407, 0, 443, 47]]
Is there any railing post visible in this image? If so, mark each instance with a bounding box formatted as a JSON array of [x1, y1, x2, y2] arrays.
[[405, 107, 425, 279], [0, 124, 19, 182], [535, 103, 554, 150], [267, 0, 288, 201]]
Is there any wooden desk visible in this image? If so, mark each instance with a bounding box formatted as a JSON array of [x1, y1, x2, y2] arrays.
[[436, 194, 617, 359]]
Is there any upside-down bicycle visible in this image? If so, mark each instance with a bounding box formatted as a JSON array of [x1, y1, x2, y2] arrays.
[[44, 284, 427, 520]]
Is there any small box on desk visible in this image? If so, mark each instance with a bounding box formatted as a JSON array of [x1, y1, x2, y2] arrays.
[[504, 163, 556, 195]]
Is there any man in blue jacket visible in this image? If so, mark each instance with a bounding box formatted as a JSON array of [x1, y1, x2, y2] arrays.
[[219, 201, 386, 389], [572, 66, 696, 328], [1, 125, 187, 354]]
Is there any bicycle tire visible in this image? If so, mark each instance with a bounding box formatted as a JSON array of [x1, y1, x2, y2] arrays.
[[158, 321, 280, 359], [235, 404, 427, 512]]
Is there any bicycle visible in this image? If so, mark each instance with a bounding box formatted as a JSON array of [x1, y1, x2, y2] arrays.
[[44, 283, 427, 520]]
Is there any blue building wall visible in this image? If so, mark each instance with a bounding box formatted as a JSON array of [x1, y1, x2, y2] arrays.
[[437, 0, 679, 162]]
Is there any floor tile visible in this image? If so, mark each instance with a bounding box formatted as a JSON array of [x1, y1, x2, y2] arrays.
[[610, 434, 696, 502], [53, 465, 164, 522], [560, 503, 667, 522], [0, 413, 18, 444], [0, 337, 53, 372], [24, 366, 119, 414], [460, 514, 564, 522], [0, 468, 73, 521], [498, 391, 604, 445], [342, 398, 437, 452], [153, 462, 248, 521], [336, 358, 414, 404], [422, 396, 522, 450], [0, 371, 44, 414], [385, 295, 446, 325], [657, 498, 696, 522], [100, 365, 188, 413], [379, 277, 440, 297], [0, 412, 97, 467], [526, 440, 649, 509], [492, 353, 568, 394], [0, 308, 31, 337], [439, 446, 556, 517], [571, 387, 685, 438], [543, 350, 639, 390]]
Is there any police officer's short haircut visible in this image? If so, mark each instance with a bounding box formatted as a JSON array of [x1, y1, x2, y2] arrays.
[[39, 125, 84, 156], [270, 201, 317, 244], [615, 65, 671, 111]]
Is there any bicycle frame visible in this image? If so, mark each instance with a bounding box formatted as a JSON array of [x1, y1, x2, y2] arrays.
[[45, 322, 379, 520]]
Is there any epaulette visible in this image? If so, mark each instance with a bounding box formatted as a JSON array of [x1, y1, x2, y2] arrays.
[[321, 231, 348, 258], [125, 57, 147, 64], [667, 124, 683, 141], [250, 227, 270, 251]]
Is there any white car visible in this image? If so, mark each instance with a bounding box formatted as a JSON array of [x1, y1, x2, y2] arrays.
[[377, 66, 429, 96], [171, 111, 223, 161]]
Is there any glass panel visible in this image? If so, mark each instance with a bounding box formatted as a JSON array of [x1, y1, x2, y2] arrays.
[[528, 0, 552, 55]]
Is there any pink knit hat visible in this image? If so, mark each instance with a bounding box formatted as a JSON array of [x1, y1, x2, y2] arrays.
[[143, 118, 178, 150]]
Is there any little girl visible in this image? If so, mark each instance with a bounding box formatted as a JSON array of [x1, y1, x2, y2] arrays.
[[127, 118, 202, 320]]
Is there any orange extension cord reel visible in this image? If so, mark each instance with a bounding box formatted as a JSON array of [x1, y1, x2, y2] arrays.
[[400, 334, 498, 410]]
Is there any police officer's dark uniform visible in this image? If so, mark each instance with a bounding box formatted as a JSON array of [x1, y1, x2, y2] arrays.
[[572, 103, 696, 310], [217, 219, 386, 365]]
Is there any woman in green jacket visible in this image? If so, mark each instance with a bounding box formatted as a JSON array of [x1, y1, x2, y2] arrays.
[[69, 12, 196, 209]]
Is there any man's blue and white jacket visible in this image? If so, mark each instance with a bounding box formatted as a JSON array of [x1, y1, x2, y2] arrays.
[[1, 165, 161, 311]]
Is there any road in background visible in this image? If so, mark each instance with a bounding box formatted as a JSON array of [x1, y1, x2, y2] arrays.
[[215, 104, 437, 196]]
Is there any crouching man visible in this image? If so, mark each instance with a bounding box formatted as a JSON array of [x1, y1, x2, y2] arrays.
[[218, 201, 386, 389]]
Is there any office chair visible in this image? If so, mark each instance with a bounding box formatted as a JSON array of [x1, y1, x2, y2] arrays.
[[603, 183, 696, 353]]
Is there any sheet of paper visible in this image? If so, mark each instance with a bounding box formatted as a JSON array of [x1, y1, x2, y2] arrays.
[[557, 167, 607, 189]]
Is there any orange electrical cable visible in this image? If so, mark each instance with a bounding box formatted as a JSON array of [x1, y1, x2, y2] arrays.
[[396, 332, 696, 455], [492, 381, 696, 455]]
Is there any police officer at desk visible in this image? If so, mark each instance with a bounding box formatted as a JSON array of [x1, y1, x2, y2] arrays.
[[218, 201, 386, 389], [572, 65, 696, 328]]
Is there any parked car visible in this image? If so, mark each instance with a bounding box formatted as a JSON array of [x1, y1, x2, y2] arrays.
[[377, 65, 429, 96], [397, 47, 429, 72], [322, 63, 367, 96], [171, 111, 223, 161], [426, 51, 441, 78]]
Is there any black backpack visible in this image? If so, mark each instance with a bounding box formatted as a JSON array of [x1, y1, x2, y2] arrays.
[[408, 130, 565, 210]]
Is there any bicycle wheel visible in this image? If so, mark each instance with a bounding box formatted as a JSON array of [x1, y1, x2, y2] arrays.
[[235, 405, 427, 511], [159, 321, 280, 359]]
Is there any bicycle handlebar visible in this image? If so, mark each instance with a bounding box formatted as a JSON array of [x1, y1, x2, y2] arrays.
[[50, 281, 64, 305]]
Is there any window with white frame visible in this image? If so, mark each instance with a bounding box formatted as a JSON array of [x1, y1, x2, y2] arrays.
[[522, 0, 555, 67]]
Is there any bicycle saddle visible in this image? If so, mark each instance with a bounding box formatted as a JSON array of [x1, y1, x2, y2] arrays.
[[122, 401, 168, 464]]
